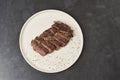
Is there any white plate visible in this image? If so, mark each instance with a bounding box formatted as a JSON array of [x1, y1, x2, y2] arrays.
[[19, 9, 84, 73]]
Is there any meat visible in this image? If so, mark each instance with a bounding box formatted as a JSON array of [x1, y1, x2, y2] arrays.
[[31, 21, 73, 56], [31, 40, 49, 56]]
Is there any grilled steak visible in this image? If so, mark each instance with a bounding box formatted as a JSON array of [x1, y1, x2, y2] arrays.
[[31, 21, 73, 56]]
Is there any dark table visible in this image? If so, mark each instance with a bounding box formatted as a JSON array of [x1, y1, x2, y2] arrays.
[[0, 0, 120, 80]]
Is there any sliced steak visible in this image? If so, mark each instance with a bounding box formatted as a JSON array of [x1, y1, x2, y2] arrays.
[[31, 21, 73, 56]]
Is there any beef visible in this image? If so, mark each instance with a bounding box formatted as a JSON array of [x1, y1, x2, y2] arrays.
[[31, 40, 49, 56], [50, 38, 63, 50], [41, 40, 56, 53], [31, 21, 73, 56]]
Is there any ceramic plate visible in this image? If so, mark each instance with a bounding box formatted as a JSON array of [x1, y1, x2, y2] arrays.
[[19, 9, 84, 73]]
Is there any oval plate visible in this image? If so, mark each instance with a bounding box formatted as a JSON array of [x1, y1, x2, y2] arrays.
[[19, 9, 84, 73]]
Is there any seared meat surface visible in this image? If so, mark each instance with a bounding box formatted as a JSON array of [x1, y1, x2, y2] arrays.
[[31, 21, 73, 56]]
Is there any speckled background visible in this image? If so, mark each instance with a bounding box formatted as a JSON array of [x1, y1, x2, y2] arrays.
[[0, 0, 120, 80]]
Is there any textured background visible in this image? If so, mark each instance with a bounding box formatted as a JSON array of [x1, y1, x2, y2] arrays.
[[0, 0, 120, 80]]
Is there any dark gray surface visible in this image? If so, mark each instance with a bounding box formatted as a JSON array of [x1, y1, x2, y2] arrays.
[[0, 0, 120, 80]]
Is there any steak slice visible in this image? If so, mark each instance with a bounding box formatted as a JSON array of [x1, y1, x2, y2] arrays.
[[31, 40, 49, 56], [50, 38, 63, 50], [52, 21, 71, 32], [54, 33, 68, 46], [43, 29, 54, 36], [31, 21, 73, 56], [49, 27, 58, 34], [59, 30, 73, 39], [31, 40, 38, 47], [41, 40, 56, 53]]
